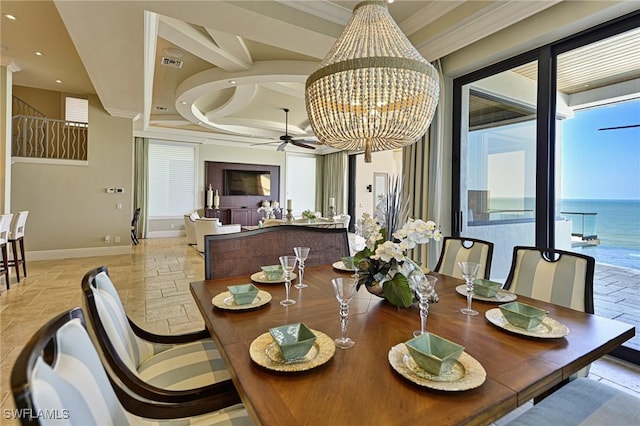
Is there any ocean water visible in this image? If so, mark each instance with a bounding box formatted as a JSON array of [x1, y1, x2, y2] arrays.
[[560, 199, 640, 270]]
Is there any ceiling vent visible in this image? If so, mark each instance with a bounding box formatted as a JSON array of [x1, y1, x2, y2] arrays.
[[161, 57, 184, 68]]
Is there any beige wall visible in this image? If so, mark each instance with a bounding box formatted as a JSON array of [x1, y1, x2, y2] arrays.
[[11, 94, 133, 255], [12, 85, 64, 120]]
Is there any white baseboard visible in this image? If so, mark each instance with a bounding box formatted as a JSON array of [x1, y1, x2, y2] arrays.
[[146, 230, 185, 238], [26, 245, 132, 261]]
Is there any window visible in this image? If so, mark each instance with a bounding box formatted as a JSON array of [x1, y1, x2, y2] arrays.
[[64, 96, 88, 124], [148, 142, 196, 218], [286, 154, 316, 216]]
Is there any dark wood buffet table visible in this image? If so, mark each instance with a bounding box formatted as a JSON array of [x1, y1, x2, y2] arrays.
[[190, 265, 634, 426]]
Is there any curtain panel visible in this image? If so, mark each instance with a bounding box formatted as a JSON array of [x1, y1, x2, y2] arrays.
[[401, 60, 446, 270], [322, 151, 348, 216], [134, 137, 149, 239]]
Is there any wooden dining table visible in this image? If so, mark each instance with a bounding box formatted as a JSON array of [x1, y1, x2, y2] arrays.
[[190, 264, 635, 426]]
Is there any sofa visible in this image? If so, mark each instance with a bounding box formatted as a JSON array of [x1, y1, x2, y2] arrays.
[[183, 212, 200, 245], [194, 218, 241, 252]]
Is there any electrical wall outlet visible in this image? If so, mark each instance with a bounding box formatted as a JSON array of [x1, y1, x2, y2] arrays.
[[116, 203, 122, 210], [114, 236, 121, 243], [116, 188, 124, 193], [104, 235, 111, 243], [106, 188, 115, 193]]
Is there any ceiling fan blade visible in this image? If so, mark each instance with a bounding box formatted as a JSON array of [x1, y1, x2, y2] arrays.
[[291, 140, 316, 150], [250, 140, 278, 146], [277, 142, 287, 152], [598, 124, 640, 131]]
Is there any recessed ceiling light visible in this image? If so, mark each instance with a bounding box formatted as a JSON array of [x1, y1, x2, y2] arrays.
[[56, 80, 62, 84], [4, 14, 17, 21], [34, 51, 44, 56], [229, 80, 237, 85]]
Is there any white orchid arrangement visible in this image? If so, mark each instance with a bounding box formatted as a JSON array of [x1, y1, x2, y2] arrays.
[[355, 212, 442, 308]]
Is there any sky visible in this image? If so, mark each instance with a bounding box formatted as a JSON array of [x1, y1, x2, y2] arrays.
[[561, 98, 640, 200]]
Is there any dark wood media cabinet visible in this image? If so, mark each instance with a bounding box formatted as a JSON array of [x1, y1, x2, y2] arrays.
[[204, 161, 281, 226]]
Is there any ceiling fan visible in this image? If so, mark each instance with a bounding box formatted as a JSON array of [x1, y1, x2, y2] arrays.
[[253, 108, 317, 151]]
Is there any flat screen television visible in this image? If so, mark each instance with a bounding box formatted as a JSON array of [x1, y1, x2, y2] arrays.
[[223, 169, 271, 196]]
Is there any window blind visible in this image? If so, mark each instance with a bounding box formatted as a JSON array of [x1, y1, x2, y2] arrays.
[[148, 142, 195, 217], [65, 97, 88, 123]]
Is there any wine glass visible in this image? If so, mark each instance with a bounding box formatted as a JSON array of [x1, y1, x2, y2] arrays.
[[409, 274, 438, 337], [293, 247, 310, 289], [458, 261, 481, 315], [331, 277, 358, 349], [279, 255, 298, 306]]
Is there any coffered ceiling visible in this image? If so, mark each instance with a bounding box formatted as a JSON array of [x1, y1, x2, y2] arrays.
[[1, 1, 637, 152]]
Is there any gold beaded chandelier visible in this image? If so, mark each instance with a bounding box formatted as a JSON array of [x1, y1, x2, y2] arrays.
[[305, 0, 439, 162]]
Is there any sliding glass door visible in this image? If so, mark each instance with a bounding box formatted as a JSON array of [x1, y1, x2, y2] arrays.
[[453, 12, 640, 363], [554, 27, 640, 359], [455, 61, 539, 280]]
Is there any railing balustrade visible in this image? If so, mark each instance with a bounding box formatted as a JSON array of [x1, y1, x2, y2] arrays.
[[561, 211, 598, 240], [12, 115, 88, 161]]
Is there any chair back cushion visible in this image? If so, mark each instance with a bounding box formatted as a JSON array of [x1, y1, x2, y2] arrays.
[[10, 210, 29, 240], [26, 315, 131, 425], [0, 213, 13, 244], [505, 247, 594, 313], [434, 237, 494, 279], [92, 272, 154, 369]]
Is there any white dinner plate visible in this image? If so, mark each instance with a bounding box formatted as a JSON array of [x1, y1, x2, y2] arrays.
[[212, 290, 272, 310], [455, 285, 518, 303], [485, 308, 570, 338], [250, 271, 297, 284], [388, 344, 486, 391], [332, 261, 356, 272]]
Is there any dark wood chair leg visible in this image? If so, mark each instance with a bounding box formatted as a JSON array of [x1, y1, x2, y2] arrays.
[[11, 239, 20, 282], [1, 244, 9, 290], [19, 238, 26, 277]]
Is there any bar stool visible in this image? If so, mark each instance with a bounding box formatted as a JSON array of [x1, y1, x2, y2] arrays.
[[0, 213, 14, 290], [8, 211, 29, 282]]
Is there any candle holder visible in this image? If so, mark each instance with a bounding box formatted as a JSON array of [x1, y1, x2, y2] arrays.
[[327, 205, 335, 221], [286, 208, 294, 223]]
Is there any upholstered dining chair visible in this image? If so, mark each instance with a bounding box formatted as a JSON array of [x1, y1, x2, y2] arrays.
[[11, 308, 251, 425], [434, 236, 494, 280], [0, 213, 13, 290], [503, 246, 595, 314], [8, 210, 29, 283], [80, 266, 240, 415], [504, 246, 596, 381]]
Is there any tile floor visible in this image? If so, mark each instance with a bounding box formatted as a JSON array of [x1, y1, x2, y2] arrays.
[[1, 237, 638, 425]]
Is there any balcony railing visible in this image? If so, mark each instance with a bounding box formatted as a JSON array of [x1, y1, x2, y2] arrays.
[[561, 211, 598, 240], [12, 115, 88, 161]]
